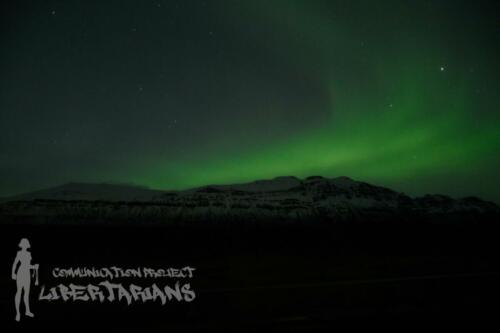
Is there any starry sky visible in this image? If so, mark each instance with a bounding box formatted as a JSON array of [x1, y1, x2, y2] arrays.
[[1, 0, 499, 202]]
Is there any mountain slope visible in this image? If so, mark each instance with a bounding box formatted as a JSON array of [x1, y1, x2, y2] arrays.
[[0, 176, 498, 223], [2, 182, 167, 202]]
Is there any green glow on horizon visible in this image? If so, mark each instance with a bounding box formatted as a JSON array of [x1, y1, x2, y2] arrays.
[[130, 61, 498, 195], [117, 1, 499, 200]]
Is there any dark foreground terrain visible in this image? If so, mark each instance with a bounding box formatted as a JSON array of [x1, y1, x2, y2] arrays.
[[1, 177, 499, 330], [1, 216, 499, 331]]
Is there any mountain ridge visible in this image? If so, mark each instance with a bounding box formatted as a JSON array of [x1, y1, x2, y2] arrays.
[[1, 176, 498, 223]]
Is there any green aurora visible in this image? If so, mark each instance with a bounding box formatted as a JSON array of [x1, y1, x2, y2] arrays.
[[127, 1, 499, 201], [1, 0, 499, 202]]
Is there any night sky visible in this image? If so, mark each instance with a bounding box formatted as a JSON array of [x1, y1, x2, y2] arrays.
[[1, 0, 499, 202]]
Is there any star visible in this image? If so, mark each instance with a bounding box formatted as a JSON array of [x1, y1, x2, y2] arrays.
[[51, 10, 56, 16], [440, 66, 445, 72]]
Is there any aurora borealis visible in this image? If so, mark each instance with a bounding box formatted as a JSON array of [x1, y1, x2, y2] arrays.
[[1, 0, 499, 201]]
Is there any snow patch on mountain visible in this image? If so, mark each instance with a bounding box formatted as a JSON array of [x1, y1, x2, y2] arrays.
[[1, 176, 498, 221]]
